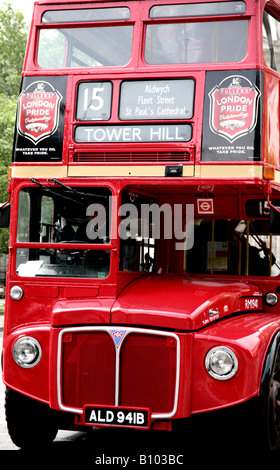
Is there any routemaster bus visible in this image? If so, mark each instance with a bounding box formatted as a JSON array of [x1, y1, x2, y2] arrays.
[[4, 0, 280, 451]]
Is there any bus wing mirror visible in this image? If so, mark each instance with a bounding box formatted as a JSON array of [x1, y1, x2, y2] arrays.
[[0, 204, 10, 228], [269, 206, 280, 234]]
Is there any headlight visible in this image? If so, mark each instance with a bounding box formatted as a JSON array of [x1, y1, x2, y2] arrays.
[[205, 346, 238, 380], [13, 337, 42, 368], [265, 292, 278, 306]]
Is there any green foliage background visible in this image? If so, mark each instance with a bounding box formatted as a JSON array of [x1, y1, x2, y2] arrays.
[[0, 3, 28, 253]]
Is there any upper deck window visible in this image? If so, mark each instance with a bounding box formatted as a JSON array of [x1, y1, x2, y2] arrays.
[[149, 1, 246, 18], [38, 25, 133, 68], [263, 10, 280, 71], [146, 1, 247, 65], [42, 7, 130, 23], [145, 20, 248, 64], [37, 7, 132, 68]]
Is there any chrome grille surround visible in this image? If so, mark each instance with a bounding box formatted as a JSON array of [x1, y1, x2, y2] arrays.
[[57, 326, 181, 420]]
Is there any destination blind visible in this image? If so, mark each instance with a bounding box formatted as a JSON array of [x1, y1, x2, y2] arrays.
[[119, 79, 195, 120], [75, 79, 194, 143], [75, 124, 192, 143]]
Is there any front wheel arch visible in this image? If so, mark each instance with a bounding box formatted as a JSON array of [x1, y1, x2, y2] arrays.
[[258, 331, 280, 451]]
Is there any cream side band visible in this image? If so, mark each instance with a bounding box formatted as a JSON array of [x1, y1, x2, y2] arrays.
[[10, 164, 263, 179]]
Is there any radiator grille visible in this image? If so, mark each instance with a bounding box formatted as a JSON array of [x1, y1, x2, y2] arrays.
[[119, 333, 176, 411], [73, 151, 191, 163], [62, 332, 116, 408], [60, 328, 178, 414]]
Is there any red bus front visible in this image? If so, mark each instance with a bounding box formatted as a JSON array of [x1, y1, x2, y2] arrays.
[[3, 0, 280, 450]]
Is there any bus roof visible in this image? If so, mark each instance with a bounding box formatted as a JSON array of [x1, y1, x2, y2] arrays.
[[34, 0, 280, 13], [37, 0, 127, 4]]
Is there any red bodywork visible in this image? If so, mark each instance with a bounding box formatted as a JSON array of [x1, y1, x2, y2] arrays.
[[3, 266, 280, 428], [3, 0, 280, 432]]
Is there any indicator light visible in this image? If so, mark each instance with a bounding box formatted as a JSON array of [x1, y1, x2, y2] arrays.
[[10, 285, 24, 300], [265, 292, 278, 306]]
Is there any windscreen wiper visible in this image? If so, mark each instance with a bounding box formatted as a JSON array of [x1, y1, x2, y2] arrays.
[[51, 178, 107, 199], [30, 178, 84, 205]]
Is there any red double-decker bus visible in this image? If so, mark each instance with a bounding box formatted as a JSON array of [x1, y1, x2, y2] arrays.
[[3, 0, 280, 450]]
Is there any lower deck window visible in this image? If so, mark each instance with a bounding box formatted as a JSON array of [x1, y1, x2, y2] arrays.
[[185, 219, 280, 277], [16, 248, 110, 278], [119, 190, 157, 273]]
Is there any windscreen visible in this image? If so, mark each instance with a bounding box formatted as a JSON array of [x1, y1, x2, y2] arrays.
[[16, 185, 111, 278]]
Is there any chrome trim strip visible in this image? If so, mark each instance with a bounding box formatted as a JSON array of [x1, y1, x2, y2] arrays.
[[108, 329, 128, 407], [57, 326, 180, 420]]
